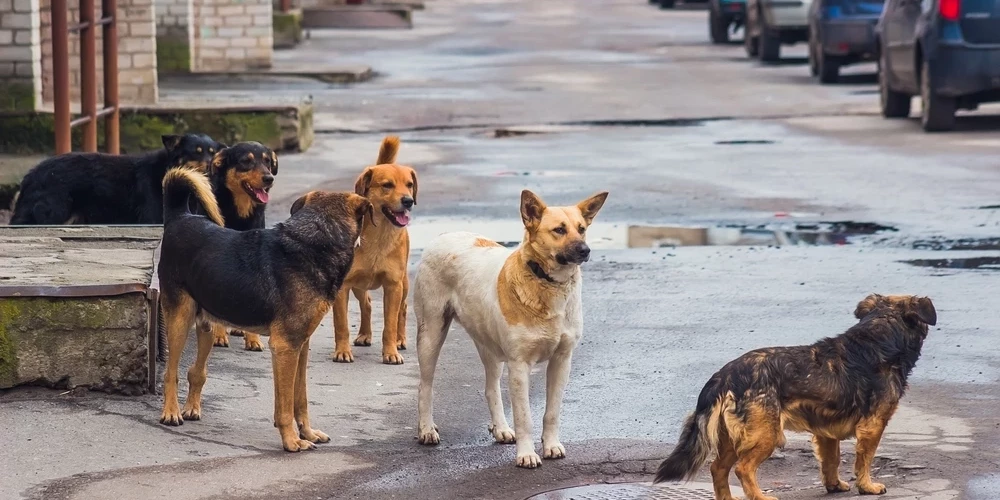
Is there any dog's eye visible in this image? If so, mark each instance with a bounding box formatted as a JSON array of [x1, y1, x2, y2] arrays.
[[406, 182, 413, 188], [208, 148, 214, 154], [552, 226, 566, 235], [382, 182, 394, 189], [196, 147, 203, 153], [578, 226, 586, 234]]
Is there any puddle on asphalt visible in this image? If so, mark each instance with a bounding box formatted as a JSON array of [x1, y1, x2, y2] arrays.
[[903, 257, 1000, 271], [714, 139, 776, 145], [408, 220, 895, 250], [912, 238, 1000, 251]]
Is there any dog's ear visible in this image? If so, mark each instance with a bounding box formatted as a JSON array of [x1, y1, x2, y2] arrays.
[[907, 297, 937, 326], [854, 293, 882, 319], [520, 190, 547, 231], [210, 150, 226, 175], [409, 168, 418, 205], [162, 135, 182, 151], [270, 152, 279, 175], [290, 192, 314, 216], [361, 199, 376, 227], [576, 191, 609, 226], [354, 168, 374, 197]]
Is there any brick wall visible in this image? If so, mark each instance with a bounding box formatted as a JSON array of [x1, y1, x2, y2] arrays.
[[155, 0, 187, 38], [0, 0, 42, 111], [191, 0, 272, 72], [38, 0, 158, 106]]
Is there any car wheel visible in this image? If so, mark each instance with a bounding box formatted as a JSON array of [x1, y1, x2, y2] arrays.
[[818, 51, 840, 84], [920, 63, 956, 132], [808, 38, 819, 76], [659, 0, 676, 9], [757, 12, 780, 62], [709, 6, 729, 44], [878, 50, 911, 118]]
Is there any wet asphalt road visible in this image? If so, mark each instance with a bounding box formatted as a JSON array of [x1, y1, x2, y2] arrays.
[[3, 0, 1000, 499]]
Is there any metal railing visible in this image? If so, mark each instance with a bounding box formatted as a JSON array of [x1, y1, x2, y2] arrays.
[[50, 0, 120, 154]]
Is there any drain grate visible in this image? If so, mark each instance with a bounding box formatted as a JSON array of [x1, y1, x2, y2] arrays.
[[525, 482, 718, 500]]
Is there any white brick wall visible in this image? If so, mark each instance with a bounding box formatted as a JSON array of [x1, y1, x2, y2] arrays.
[[0, 0, 41, 110], [191, 0, 272, 72]]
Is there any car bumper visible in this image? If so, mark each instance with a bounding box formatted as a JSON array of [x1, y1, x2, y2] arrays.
[[931, 46, 1000, 97], [762, 0, 809, 28], [719, 1, 746, 19], [819, 19, 877, 58]]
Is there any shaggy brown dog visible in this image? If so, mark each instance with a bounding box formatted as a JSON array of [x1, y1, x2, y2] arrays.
[[654, 294, 937, 500], [331, 136, 417, 365]]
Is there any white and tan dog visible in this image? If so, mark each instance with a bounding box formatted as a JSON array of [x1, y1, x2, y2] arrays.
[[413, 189, 608, 468]]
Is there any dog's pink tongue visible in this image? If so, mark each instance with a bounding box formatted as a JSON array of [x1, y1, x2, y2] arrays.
[[394, 211, 410, 226], [254, 188, 269, 204]]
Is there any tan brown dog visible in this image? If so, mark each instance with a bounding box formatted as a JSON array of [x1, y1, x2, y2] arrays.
[[332, 136, 417, 365], [654, 294, 937, 500]]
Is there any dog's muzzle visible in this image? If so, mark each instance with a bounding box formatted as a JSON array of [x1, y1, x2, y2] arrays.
[[557, 242, 591, 265]]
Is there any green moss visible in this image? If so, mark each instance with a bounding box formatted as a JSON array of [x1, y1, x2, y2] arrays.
[[0, 81, 36, 112], [0, 302, 21, 386], [273, 10, 303, 49], [119, 112, 180, 152], [156, 36, 191, 73]]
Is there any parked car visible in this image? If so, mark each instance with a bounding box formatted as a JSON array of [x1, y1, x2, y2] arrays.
[[709, 0, 747, 43], [652, 0, 708, 9], [744, 0, 813, 61], [807, 0, 883, 83], [876, 0, 1000, 131]]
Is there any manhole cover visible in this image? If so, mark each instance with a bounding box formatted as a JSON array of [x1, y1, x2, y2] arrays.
[[525, 482, 723, 500]]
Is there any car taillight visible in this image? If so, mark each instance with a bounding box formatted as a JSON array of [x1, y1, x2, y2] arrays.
[[940, 0, 960, 21]]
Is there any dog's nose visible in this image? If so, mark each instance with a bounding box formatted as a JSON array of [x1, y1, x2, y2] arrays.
[[401, 196, 414, 210], [574, 242, 591, 262], [262, 174, 274, 187]]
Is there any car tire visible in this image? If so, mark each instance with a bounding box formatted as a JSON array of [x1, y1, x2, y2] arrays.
[[808, 39, 819, 76], [709, 5, 730, 44], [878, 50, 911, 118], [757, 12, 781, 63], [659, 0, 676, 9], [920, 63, 956, 132], [818, 51, 840, 84]]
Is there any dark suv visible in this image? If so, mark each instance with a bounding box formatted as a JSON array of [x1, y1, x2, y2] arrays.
[[876, 0, 1000, 131], [808, 0, 883, 83]]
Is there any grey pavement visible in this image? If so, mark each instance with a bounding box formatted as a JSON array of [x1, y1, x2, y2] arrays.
[[3, 0, 1000, 499]]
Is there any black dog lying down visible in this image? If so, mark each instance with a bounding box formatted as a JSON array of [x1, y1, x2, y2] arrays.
[[9, 134, 224, 225], [655, 294, 937, 500], [157, 167, 374, 452]]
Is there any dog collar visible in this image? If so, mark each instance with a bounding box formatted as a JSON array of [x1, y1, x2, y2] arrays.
[[527, 260, 556, 283]]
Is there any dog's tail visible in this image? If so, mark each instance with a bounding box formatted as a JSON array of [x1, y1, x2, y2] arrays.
[[376, 135, 400, 165], [653, 380, 732, 483], [162, 167, 224, 226]]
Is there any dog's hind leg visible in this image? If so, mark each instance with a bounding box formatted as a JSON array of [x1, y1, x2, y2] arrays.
[[854, 405, 896, 495], [294, 337, 330, 444], [331, 289, 355, 362], [711, 429, 740, 500], [475, 344, 514, 444], [181, 319, 217, 421], [415, 299, 452, 445], [509, 360, 541, 468], [352, 288, 373, 347], [395, 274, 409, 351], [541, 352, 572, 460], [733, 403, 780, 500], [159, 292, 197, 426], [813, 435, 850, 493]]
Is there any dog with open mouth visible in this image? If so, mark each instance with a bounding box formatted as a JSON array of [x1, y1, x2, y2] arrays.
[[331, 135, 417, 365], [198, 141, 278, 352]]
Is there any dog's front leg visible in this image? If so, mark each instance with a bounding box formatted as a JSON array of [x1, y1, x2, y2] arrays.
[[541, 352, 572, 459], [381, 282, 405, 364], [854, 412, 893, 495], [331, 289, 354, 362], [508, 360, 541, 468], [270, 335, 315, 452]]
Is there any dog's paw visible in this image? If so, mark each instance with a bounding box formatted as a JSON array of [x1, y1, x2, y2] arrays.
[[397, 341, 407, 350], [353, 335, 372, 347], [180, 404, 202, 422], [159, 409, 184, 426], [825, 480, 850, 493], [383, 352, 404, 365], [282, 439, 317, 452], [213, 333, 230, 348], [243, 334, 264, 351], [489, 425, 516, 444], [229, 330, 245, 337], [332, 350, 354, 363], [858, 482, 887, 495], [542, 441, 566, 459], [515, 452, 542, 469], [418, 424, 440, 445], [300, 428, 330, 444]]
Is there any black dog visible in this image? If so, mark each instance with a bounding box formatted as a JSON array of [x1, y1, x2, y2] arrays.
[[9, 134, 224, 225], [654, 294, 936, 500], [157, 167, 372, 452], [197, 141, 278, 351]]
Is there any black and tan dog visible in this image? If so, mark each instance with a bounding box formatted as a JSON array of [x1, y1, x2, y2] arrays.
[[197, 141, 278, 352], [157, 167, 373, 452], [654, 294, 937, 500], [10, 134, 223, 225]]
